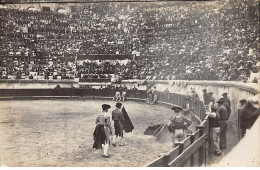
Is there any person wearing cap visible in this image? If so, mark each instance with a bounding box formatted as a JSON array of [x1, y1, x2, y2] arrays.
[[239, 99, 247, 107], [222, 93, 231, 107], [238, 99, 247, 139], [168, 106, 192, 147], [206, 105, 222, 156], [112, 102, 125, 146], [93, 104, 113, 158], [191, 88, 199, 100], [203, 89, 210, 105], [217, 98, 228, 149], [208, 92, 215, 105]]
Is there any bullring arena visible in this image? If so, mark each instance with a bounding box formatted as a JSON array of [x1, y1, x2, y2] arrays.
[[0, 0, 260, 167], [0, 99, 173, 166]]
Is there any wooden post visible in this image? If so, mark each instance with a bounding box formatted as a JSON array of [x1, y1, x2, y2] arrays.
[[162, 153, 169, 167], [187, 134, 195, 166], [175, 142, 184, 154], [205, 119, 210, 165], [196, 125, 204, 137], [196, 125, 205, 166]]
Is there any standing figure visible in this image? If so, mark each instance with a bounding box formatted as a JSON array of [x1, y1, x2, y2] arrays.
[[121, 90, 127, 101], [238, 99, 247, 139], [217, 98, 229, 150], [93, 104, 113, 158], [151, 88, 158, 105], [239, 96, 260, 138], [146, 86, 153, 104], [164, 88, 170, 101], [112, 103, 125, 146], [208, 92, 215, 105], [203, 89, 210, 105], [191, 88, 200, 100], [168, 106, 192, 148], [222, 92, 231, 107], [206, 106, 222, 156]]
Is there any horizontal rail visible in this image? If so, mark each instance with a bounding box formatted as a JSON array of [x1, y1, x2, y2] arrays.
[[168, 134, 206, 167], [146, 155, 165, 167]]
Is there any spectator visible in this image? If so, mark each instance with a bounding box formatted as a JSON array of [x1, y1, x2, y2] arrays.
[[217, 98, 229, 150], [208, 92, 215, 105], [203, 89, 210, 105], [191, 88, 200, 100], [206, 106, 222, 156]]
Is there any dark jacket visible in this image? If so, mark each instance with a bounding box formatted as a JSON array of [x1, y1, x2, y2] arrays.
[[209, 111, 220, 127], [217, 105, 228, 120]]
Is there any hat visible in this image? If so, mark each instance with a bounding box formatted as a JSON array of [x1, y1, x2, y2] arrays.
[[217, 98, 225, 104], [203, 89, 207, 92], [102, 104, 111, 110], [222, 92, 228, 96], [172, 106, 182, 111], [116, 102, 122, 108], [211, 105, 217, 112], [239, 99, 247, 103]]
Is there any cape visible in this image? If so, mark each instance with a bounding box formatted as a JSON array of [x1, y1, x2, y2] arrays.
[[122, 106, 134, 133]]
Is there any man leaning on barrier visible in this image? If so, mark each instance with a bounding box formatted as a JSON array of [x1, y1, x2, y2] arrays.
[[168, 106, 192, 148], [206, 105, 222, 156]]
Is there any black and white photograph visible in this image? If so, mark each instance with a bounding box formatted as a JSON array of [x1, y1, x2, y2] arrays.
[[0, 0, 259, 167]]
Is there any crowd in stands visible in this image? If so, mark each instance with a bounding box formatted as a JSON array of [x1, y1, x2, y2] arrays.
[[0, 0, 259, 81]]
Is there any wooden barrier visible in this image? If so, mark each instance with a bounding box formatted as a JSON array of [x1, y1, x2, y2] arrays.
[[147, 115, 209, 167], [168, 134, 207, 167]]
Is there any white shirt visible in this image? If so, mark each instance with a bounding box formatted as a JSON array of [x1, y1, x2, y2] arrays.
[[206, 111, 217, 118]]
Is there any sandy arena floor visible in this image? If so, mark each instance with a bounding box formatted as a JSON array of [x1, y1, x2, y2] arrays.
[[0, 99, 174, 167]]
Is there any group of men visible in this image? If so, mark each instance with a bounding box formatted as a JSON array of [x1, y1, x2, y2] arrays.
[[203, 89, 231, 156], [113, 90, 127, 101], [167, 88, 232, 157], [146, 86, 158, 105], [93, 102, 125, 158]]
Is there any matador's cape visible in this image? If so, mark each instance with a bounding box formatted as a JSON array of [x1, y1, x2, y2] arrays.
[[122, 106, 134, 133]]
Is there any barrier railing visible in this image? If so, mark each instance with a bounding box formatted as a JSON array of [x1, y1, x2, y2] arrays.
[[0, 88, 205, 120], [79, 78, 111, 82], [147, 115, 209, 167]]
